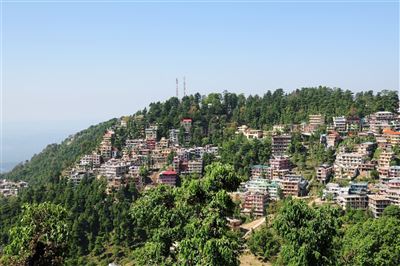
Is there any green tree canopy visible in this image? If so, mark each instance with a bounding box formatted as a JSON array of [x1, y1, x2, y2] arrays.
[[203, 162, 241, 192], [341, 217, 400, 266], [274, 199, 341, 266], [4, 202, 70, 265]]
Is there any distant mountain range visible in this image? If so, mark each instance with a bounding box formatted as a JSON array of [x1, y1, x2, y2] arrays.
[[0, 162, 19, 174]]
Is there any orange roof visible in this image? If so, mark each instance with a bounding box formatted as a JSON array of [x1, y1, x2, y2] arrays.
[[383, 128, 400, 135]]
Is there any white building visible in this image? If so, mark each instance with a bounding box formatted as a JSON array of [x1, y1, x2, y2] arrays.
[[333, 116, 347, 132]]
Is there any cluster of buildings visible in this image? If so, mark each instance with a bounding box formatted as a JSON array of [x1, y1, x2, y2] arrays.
[[68, 118, 218, 193], [322, 179, 400, 218], [234, 110, 400, 218], [315, 110, 400, 217], [333, 142, 375, 179], [60, 109, 400, 218], [237, 155, 309, 217], [0, 179, 28, 197]]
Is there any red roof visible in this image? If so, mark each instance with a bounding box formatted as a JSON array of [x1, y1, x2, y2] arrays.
[[161, 170, 177, 175], [182, 118, 192, 122]]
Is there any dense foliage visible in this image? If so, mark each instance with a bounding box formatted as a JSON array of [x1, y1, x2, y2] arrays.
[[247, 225, 280, 261], [2, 202, 70, 265], [341, 216, 400, 265], [128, 163, 242, 265], [273, 199, 342, 266]]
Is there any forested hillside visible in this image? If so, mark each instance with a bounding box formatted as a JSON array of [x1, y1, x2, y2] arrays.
[[1, 87, 399, 265], [2, 87, 398, 184]]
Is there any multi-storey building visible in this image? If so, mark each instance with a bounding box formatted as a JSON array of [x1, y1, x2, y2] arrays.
[[204, 145, 219, 156], [334, 152, 367, 179], [386, 178, 400, 206], [280, 175, 308, 197], [240, 179, 280, 200], [347, 116, 361, 132], [388, 166, 400, 179], [316, 164, 333, 184], [270, 156, 291, 170], [333, 116, 347, 133], [181, 118, 192, 133], [368, 195, 391, 218], [240, 191, 269, 217], [99, 130, 114, 160], [158, 170, 178, 187], [236, 125, 263, 139], [251, 165, 270, 179], [103, 130, 115, 141], [151, 153, 167, 170], [376, 136, 390, 150], [100, 138, 112, 160], [128, 166, 143, 190], [172, 156, 181, 173], [272, 134, 291, 155], [80, 153, 101, 167], [157, 137, 169, 149], [269, 156, 291, 179], [382, 128, 400, 147], [349, 182, 368, 194], [330, 181, 369, 210], [99, 159, 129, 181], [169, 129, 180, 145], [309, 114, 325, 126], [369, 111, 396, 133], [358, 161, 376, 176], [244, 129, 263, 139], [337, 194, 368, 210], [126, 138, 146, 149], [357, 142, 376, 156], [146, 139, 156, 150], [181, 119, 192, 144], [145, 125, 158, 140], [322, 183, 349, 200], [378, 150, 394, 180], [308, 114, 324, 132], [0, 179, 28, 197], [326, 131, 340, 148], [69, 168, 90, 186], [187, 160, 203, 175]]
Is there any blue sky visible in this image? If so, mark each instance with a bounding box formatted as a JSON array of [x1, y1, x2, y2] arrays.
[[1, 1, 399, 165]]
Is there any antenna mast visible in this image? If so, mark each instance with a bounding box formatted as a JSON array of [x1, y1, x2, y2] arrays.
[[183, 76, 186, 97], [176, 78, 179, 98]]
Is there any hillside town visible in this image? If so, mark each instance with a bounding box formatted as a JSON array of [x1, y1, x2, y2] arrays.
[[28, 109, 393, 220], [3, 110, 400, 220], [2, 88, 400, 265], [0, 179, 28, 197], [237, 111, 400, 218], [66, 118, 218, 194]]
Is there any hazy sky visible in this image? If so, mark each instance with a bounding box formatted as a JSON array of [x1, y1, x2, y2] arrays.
[[1, 1, 399, 165]]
